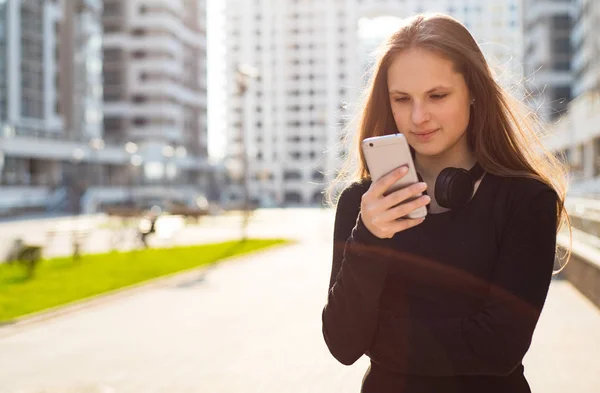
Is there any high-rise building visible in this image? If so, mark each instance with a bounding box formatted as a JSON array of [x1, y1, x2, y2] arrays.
[[101, 0, 209, 188], [57, 0, 104, 140], [522, 0, 575, 122], [0, 0, 65, 191], [223, 0, 524, 207], [0, 0, 111, 215], [571, 0, 600, 98], [540, 0, 600, 188]]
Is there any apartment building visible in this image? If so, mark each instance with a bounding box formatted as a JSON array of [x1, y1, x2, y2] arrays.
[[0, 0, 119, 215], [571, 0, 600, 98], [0, 0, 64, 190], [541, 0, 600, 191], [223, 0, 524, 207], [522, 0, 575, 122], [101, 0, 210, 189]]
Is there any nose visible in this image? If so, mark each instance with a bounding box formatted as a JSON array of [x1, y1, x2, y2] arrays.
[[411, 102, 430, 125]]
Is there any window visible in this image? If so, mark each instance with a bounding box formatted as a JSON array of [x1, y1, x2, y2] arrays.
[[553, 60, 570, 71], [284, 170, 302, 180], [552, 15, 571, 30], [284, 191, 302, 204], [553, 38, 570, 53], [133, 117, 147, 126]]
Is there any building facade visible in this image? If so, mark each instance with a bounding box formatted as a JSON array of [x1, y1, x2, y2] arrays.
[[0, 0, 213, 216], [0, 0, 64, 195], [101, 0, 210, 190], [542, 0, 600, 194], [522, 0, 575, 122], [223, 0, 524, 207], [571, 0, 600, 98], [0, 0, 110, 214]]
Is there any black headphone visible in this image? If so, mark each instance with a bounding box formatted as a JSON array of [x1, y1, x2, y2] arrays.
[[417, 162, 484, 210]]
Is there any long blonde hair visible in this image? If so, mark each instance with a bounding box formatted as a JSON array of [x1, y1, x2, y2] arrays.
[[328, 13, 571, 271]]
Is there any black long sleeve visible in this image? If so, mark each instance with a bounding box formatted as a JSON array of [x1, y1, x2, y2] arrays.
[[322, 174, 560, 392], [321, 182, 392, 365], [366, 187, 558, 376]]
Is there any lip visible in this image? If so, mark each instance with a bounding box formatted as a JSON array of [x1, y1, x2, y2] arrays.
[[411, 128, 439, 142]]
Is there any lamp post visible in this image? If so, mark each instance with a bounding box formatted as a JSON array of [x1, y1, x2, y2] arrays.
[[235, 63, 258, 240], [130, 154, 143, 201], [70, 147, 85, 259], [125, 142, 139, 205], [88, 137, 105, 187], [0, 150, 4, 185], [175, 145, 187, 186], [162, 144, 175, 192], [1, 124, 15, 187]]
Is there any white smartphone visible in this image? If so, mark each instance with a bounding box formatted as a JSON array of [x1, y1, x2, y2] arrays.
[[361, 133, 427, 219]]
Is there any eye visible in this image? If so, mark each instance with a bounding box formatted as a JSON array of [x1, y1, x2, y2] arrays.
[[393, 96, 410, 103], [431, 93, 448, 100]]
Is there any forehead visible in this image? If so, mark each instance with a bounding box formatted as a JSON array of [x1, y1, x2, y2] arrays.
[[387, 48, 465, 92]]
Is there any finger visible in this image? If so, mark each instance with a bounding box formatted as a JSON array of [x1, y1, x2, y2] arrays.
[[380, 181, 427, 211], [388, 216, 426, 233], [371, 166, 409, 198], [378, 194, 430, 223], [388, 195, 431, 219]]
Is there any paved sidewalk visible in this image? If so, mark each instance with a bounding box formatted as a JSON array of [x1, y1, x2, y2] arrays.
[[0, 210, 599, 392]]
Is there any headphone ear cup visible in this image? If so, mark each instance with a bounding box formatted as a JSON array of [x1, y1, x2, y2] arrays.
[[435, 168, 473, 209]]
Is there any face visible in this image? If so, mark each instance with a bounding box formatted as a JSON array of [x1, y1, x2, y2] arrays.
[[387, 47, 472, 158]]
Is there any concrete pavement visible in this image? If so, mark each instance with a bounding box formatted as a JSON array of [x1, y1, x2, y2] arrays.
[[0, 209, 599, 392]]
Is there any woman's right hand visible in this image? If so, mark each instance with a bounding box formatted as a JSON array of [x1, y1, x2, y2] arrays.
[[360, 166, 431, 239]]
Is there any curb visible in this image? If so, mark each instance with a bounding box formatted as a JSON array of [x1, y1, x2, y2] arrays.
[[0, 241, 293, 339]]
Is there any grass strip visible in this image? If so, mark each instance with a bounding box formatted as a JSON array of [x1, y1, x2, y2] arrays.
[[0, 239, 289, 322]]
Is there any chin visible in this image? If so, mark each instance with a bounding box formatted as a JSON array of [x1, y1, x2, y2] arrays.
[[410, 143, 446, 158]]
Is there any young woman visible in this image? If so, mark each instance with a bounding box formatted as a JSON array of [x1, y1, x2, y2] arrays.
[[322, 13, 570, 393]]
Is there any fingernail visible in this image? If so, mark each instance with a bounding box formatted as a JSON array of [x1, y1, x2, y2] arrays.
[[399, 166, 408, 174], [418, 182, 427, 191]]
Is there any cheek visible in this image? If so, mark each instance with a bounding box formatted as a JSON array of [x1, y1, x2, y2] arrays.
[[441, 102, 470, 129], [392, 106, 409, 123]]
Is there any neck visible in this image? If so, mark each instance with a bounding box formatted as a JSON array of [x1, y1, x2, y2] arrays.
[[414, 144, 476, 181]]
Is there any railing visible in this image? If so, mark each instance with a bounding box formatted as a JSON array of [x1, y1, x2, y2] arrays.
[[559, 197, 600, 308], [0, 187, 50, 213]]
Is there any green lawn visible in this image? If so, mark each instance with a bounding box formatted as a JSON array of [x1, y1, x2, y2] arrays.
[[0, 239, 289, 322]]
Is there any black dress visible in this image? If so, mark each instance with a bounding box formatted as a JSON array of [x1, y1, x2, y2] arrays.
[[322, 173, 558, 393]]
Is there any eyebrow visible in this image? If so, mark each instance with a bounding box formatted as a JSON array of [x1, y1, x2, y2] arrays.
[[389, 85, 452, 95]]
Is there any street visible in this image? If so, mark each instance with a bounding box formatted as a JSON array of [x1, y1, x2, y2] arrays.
[[0, 209, 599, 392]]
